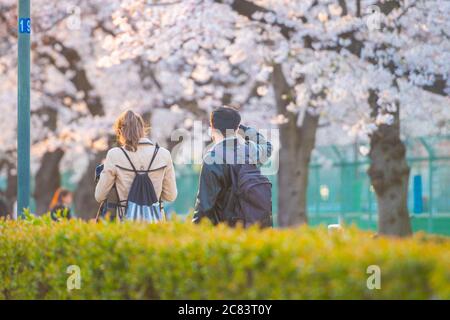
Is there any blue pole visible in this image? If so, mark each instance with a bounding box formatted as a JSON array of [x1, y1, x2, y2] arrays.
[[428, 159, 433, 233], [17, 0, 31, 217], [413, 175, 423, 214]]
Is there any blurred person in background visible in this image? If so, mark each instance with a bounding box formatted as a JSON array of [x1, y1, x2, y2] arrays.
[[49, 188, 73, 221]]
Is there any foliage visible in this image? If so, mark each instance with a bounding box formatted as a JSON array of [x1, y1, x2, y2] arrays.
[[0, 218, 448, 299]]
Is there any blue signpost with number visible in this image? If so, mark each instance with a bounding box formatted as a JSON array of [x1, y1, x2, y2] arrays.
[[17, 0, 31, 217], [19, 18, 31, 34]]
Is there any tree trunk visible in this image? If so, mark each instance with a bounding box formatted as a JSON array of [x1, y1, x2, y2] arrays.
[[73, 151, 107, 220], [32, 107, 65, 215], [272, 64, 319, 227], [33, 149, 64, 215], [277, 113, 319, 227], [367, 90, 412, 236]]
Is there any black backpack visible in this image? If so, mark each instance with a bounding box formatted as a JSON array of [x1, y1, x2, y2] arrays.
[[118, 144, 165, 222], [228, 146, 273, 228]]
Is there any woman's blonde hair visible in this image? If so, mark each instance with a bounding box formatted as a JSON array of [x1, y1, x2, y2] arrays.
[[114, 110, 149, 152]]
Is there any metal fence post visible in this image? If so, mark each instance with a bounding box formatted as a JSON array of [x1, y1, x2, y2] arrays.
[[420, 138, 435, 233], [428, 159, 433, 233], [17, 0, 31, 217]]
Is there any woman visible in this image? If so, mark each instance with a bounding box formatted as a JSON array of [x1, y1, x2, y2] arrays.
[[49, 188, 73, 221], [95, 110, 177, 220]]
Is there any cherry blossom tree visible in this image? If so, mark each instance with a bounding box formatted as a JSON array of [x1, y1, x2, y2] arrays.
[[229, 0, 449, 236], [0, 0, 448, 236], [101, 0, 449, 236], [1, 1, 119, 215]]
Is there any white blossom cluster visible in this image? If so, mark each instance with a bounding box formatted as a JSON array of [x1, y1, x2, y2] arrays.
[[0, 0, 448, 176]]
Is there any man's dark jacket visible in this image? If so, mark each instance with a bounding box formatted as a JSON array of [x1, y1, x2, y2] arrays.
[[192, 126, 272, 225]]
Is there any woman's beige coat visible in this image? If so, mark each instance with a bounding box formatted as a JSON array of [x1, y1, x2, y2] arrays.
[[95, 138, 177, 203]]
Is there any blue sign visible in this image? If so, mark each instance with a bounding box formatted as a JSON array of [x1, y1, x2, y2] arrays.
[[413, 175, 423, 214], [19, 18, 31, 34]]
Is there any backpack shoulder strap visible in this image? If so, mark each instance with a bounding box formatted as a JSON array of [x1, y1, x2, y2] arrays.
[[147, 143, 160, 171], [119, 147, 137, 173], [220, 139, 239, 192]]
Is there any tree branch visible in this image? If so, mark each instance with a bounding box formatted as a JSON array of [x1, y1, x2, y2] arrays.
[[40, 36, 105, 116], [220, 0, 448, 97]]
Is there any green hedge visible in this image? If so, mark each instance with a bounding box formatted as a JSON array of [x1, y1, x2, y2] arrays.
[[0, 217, 449, 299]]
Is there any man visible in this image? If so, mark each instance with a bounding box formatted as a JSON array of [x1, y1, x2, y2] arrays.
[[193, 106, 272, 225]]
